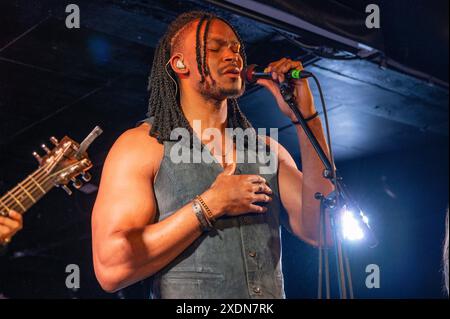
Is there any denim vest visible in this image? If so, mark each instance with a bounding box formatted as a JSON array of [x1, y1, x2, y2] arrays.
[[143, 117, 285, 299]]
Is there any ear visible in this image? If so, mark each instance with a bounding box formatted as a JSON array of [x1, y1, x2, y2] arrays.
[[169, 54, 189, 76]]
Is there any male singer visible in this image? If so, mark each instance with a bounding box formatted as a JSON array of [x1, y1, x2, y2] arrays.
[[92, 11, 332, 298]]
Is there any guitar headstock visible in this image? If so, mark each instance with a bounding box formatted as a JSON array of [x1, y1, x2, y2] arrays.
[[32, 127, 102, 195]]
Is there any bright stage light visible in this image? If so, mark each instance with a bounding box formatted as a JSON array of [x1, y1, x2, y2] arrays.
[[341, 208, 366, 241], [362, 215, 369, 225]]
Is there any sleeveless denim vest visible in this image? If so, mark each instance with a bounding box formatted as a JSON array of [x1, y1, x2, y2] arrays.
[[143, 117, 285, 299]]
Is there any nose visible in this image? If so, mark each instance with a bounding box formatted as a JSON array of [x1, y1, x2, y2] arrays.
[[223, 51, 242, 68]]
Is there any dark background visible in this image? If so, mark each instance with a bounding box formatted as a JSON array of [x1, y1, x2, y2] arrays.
[[0, 0, 448, 298]]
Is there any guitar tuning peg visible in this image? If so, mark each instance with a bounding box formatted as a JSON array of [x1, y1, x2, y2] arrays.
[[61, 185, 73, 195], [50, 136, 59, 145], [32, 151, 42, 164], [71, 178, 83, 189], [41, 144, 51, 154], [82, 172, 92, 182]]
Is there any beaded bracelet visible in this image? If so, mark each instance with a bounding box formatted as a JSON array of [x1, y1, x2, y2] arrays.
[[195, 195, 215, 223]]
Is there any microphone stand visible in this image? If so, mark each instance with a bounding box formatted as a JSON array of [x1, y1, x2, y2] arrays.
[[278, 80, 376, 299]]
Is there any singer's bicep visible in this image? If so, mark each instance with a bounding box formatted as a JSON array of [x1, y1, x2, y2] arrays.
[[277, 148, 304, 226], [264, 137, 304, 234]]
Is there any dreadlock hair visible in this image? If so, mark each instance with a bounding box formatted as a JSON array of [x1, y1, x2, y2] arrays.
[[146, 11, 254, 146]]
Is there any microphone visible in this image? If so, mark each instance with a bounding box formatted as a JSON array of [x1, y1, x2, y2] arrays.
[[242, 64, 313, 84]]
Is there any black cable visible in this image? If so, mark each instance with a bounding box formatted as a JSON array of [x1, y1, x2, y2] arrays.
[[318, 199, 331, 299], [310, 74, 338, 191], [344, 246, 354, 299], [275, 30, 360, 61], [318, 222, 323, 299]]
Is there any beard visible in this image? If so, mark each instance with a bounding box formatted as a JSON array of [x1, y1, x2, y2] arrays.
[[198, 77, 245, 101]]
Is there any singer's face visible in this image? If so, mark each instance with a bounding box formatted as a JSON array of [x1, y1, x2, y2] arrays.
[[180, 19, 245, 100]]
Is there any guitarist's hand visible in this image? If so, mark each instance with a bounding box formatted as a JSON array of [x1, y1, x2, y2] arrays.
[[0, 210, 23, 245]]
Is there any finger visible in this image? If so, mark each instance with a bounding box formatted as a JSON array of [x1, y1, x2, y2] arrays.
[[270, 58, 292, 74], [246, 175, 266, 184], [248, 204, 268, 213], [0, 216, 21, 230], [270, 61, 287, 79], [294, 61, 304, 70], [270, 72, 284, 83], [271, 58, 288, 70], [252, 194, 272, 203], [273, 62, 298, 81], [7, 210, 22, 222], [279, 61, 302, 74], [221, 161, 236, 176], [272, 60, 303, 82], [266, 58, 287, 73], [270, 69, 287, 82], [0, 224, 12, 237], [251, 183, 273, 195], [252, 184, 273, 195], [270, 69, 285, 83], [271, 71, 278, 81]]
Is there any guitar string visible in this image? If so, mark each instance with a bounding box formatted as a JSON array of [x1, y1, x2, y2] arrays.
[[0, 146, 77, 211], [1, 156, 58, 205], [0, 162, 83, 213], [0, 166, 50, 210], [0, 142, 71, 208]]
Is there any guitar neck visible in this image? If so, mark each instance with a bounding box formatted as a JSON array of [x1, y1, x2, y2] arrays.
[[0, 167, 55, 215]]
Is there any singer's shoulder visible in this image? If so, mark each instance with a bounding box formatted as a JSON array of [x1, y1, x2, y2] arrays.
[[116, 121, 161, 150], [104, 123, 164, 175]]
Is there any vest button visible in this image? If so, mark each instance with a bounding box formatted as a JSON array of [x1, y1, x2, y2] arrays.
[[253, 287, 261, 294]]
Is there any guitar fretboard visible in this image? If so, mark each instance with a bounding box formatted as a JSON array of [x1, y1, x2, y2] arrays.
[[0, 167, 55, 215]]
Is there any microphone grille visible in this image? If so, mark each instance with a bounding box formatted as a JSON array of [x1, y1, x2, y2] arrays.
[[242, 64, 258, 84]]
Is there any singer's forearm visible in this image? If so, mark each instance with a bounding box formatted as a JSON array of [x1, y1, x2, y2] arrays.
[[295, 117, 333, 242]]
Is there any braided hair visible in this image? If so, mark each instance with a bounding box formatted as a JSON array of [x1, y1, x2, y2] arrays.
[[146, 11, 253, 145]]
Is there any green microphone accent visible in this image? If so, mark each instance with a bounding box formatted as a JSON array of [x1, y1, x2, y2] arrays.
[[291, 69, 301, 79]]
